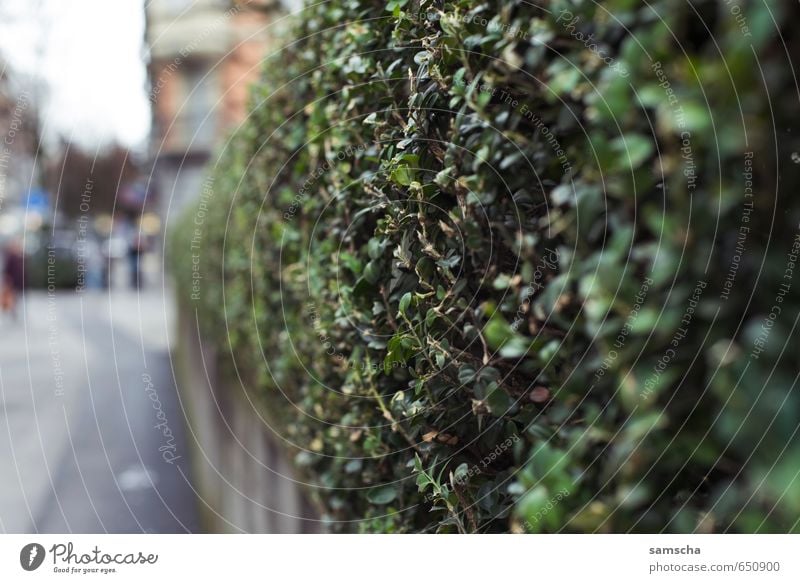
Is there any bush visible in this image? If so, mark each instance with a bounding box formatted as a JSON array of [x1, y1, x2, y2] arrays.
[[171, 0, 800, 532]]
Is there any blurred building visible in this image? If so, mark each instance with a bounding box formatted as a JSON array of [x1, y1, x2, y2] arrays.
[[0, 64, 38, 240], [146, 0, 282, 223]]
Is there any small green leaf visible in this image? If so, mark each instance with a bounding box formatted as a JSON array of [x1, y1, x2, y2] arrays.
[[367, 485, 398, 505], [363, 260, 381, 284], [612, 134, 653, 170], [390, 165, 414, 186], [398, 292, 412, 316]]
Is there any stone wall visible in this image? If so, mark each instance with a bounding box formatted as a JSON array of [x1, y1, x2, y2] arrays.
[[176, 306, 319, 533]]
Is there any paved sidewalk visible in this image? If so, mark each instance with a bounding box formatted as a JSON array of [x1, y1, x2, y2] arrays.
[[0, 288, 198, 533]]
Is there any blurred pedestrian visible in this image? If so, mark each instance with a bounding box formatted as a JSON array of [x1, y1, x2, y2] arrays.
[[128, 232, 146, 289], [2, 240, 24, 319]]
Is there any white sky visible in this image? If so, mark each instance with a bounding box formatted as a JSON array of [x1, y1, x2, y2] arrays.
[[0, 0, 150, 150]]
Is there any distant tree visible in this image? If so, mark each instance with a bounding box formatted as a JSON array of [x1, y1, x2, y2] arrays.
[[46, 142, 139, 218]]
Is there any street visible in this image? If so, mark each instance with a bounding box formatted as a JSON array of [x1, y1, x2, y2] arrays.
[[0, 288, 198, 533]]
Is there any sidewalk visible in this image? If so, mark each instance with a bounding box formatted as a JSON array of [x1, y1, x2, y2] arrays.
[[0, 287, 198, 533]]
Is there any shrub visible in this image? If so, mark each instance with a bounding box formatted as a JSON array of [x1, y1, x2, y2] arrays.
[[171, 0, 800, 532]]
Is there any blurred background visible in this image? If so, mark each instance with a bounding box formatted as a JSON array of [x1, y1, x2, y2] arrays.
[[0, 0, 294, 533], [3, 0, 799, 538]]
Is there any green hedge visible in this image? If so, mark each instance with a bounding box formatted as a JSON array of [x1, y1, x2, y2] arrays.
[[171, 0, 800, 532]]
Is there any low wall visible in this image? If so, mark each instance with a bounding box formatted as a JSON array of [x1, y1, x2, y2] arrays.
[[175, 305, 319, 533]]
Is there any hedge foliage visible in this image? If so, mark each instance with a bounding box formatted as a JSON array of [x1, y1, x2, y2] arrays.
[[171, 0, 800, 532]]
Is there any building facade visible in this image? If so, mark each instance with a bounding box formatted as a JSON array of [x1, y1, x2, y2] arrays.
[[146, 0, 281, 224]]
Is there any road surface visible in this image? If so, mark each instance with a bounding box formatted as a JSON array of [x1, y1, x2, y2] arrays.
[[0, 288, 198, 533]]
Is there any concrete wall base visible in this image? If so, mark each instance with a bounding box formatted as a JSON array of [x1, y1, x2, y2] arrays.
[[175, 306, 319, 533]]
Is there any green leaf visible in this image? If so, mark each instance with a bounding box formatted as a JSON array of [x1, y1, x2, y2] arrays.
[[384, 333, 416, 374], [485, 313, 536, 358], [611, 134, 653, 170], [367, 485, 398, 505], [363, 260, 381, 284], [458, 366, 477, 384], [484, 313, 515, 348], [386, 0, 408, 12], [398, 292, 412, 316], [487, 385, 514, 416], [517, 486, 550, 532], [390, 165, 415, 186]]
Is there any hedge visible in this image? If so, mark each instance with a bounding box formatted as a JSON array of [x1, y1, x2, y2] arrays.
[[171, 0, 800, 532]]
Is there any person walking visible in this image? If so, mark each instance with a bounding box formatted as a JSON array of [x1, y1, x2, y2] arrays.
[[128, 232, 145, 289], [2, 240, 24, 320]]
